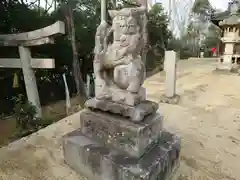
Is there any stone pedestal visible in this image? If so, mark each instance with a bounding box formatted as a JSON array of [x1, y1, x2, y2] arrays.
[[63, 129, 180, 180], [63, 99, 181, 180], [217, 55, 232, 71], [80, 110, 163, 157], [85, 98, 158, 122]]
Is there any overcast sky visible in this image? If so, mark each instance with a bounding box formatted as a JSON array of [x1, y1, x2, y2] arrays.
[[32, 0, 229, 37], [35, 0, 229, 11], [157, 0, 229, 11], [209, 0, 228, 10]]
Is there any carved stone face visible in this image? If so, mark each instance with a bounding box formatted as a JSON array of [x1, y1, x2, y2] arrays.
[[119, 16, 138, 34], [112, 16, 123, 41], [109, 8, 142, 41]]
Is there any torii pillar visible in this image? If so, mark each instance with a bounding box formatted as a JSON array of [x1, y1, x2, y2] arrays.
[[101, 0, 107, 23]]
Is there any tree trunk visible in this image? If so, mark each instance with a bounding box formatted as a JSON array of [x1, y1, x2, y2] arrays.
[[45, 0, 48, 11], [66, 5, 87, 108], [38, 0, 40, 13], [111, 0, 116, 8], [54, 0, 57, 10]]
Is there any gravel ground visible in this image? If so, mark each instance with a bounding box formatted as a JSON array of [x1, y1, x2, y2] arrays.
[[0, 58, 239, 180]]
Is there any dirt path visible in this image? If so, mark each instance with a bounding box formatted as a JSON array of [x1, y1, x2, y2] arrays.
[[145, 59, 239, 180], [0, 58, 239, 180]]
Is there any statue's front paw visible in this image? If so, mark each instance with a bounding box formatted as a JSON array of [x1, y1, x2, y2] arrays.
[[96, 92, 112, 100], [126, 86, 140, 93]]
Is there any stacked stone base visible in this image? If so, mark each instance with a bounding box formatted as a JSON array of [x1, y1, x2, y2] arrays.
[[79, 110, 163, 157], [63, 130, 180, 180], [216, 63, 239, 73], [216, 64, 232, 71], [63, 100, 181, 180]]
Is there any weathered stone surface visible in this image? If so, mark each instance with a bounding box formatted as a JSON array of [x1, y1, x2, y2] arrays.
[[0, 58, 55, 68], [159, 94, 180, 105], [80, 109, 163, 157], [109, 87, 146, 106], [0, 21, 65, 43], [85, 98, 158, 122], [164, 51, 177, 98], [94, 7, 147, 105], [63, 130, 180, 180]]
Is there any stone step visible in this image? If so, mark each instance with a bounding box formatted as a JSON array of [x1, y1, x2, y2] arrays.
[[80, 109, 163, 158], [63, 130, 181, 180]]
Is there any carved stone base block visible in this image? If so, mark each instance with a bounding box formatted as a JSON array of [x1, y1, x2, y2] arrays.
[[80, 110, 163, 157], [63, 130, 180, 180], [85, 98, 159, 122], [213, 69, 235, 75], [159, 94, 180, 105], [215, 67, 236, 73]]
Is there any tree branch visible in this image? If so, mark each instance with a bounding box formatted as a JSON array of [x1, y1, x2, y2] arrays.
[[45, 0, 54, 13], [27, 0, 39, 7], [19, 0, 25, 4], [110, 0, 116, 9]]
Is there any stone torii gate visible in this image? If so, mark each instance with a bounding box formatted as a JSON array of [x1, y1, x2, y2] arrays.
[[0, 21, 65, 117]]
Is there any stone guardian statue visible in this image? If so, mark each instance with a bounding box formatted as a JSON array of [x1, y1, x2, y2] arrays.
[[86, 7, 158, 122]]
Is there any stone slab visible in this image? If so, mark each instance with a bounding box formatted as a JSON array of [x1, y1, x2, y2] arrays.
[[164, 51, 177, 98], [159, 94, 180, 105], [85, 98, 158, 122], [80, 110, 163, 157], [63, 130, 181, 180]]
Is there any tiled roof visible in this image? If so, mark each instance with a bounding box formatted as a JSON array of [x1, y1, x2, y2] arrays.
[[219, 14, 240, 26]]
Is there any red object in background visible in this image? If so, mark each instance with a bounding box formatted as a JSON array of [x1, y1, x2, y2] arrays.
[[211, 47, 217, 53]]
